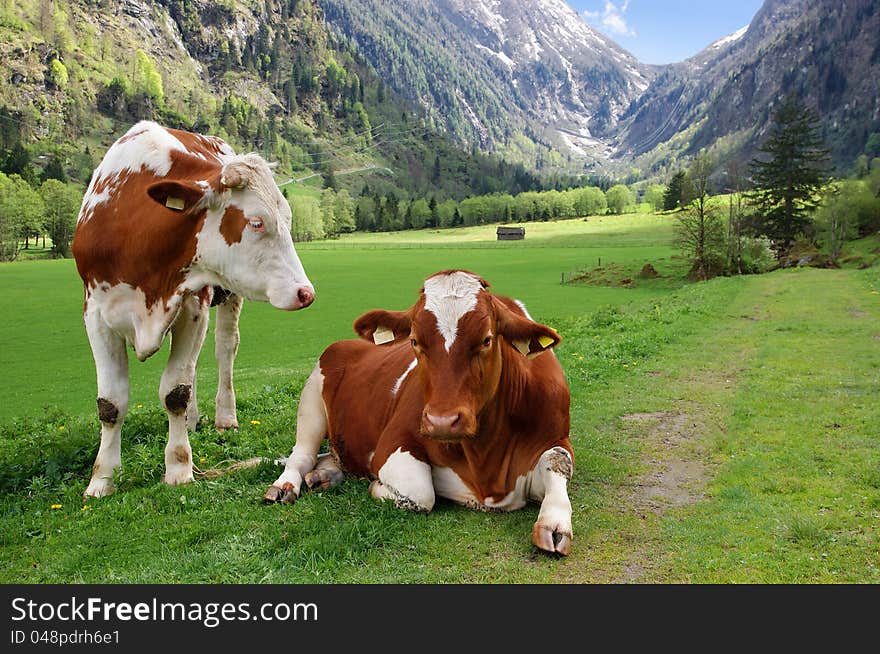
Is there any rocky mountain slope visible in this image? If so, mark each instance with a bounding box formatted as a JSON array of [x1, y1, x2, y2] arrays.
[[616, 0, 880, 172], [323, 0, 879, 175], [1, 0, 876, 185], [320, 0, 656, 170]]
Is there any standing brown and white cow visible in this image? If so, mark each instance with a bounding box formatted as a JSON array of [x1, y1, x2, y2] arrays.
[[265, 270, 574, 555], [73, 120, 315, 498]]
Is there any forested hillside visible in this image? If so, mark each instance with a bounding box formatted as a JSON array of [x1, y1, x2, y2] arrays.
[[0, 0, 569, 204]]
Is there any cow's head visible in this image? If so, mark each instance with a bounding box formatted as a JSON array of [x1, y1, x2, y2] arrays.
[[354, 270, 561, 441], [146, 153, 314, 310]]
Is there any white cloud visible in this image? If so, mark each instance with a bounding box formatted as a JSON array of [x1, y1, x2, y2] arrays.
[[584, 0, 636, 38]]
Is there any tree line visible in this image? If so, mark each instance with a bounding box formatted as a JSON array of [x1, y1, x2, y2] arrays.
[[283, 179, 669, 241]]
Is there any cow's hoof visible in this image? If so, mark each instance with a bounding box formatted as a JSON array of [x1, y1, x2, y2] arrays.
[[304, 468, 344, 491], [264, 482, 297, 504], [84, 477, 115, 498], [214, 418, 239, 432], [532, 523, 572, 556], [163, 467, 195, 486]]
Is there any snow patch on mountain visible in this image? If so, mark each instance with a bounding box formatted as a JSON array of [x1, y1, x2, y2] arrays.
[[710, 25, 748, 50], [475, 43, 515, 69]]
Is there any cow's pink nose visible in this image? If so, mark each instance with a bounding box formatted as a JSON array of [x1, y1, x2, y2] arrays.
[[297, 286, 315, 308], [425, 413, 461, 434]]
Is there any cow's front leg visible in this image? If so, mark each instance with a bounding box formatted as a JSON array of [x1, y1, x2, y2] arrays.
[[83, 305, 129, 498], [214, 292, 242, 430], [265, 364, 327, 503], [369, 447, 435, 513], [529, 446, 574, 556], [160, 297, 209, 486]]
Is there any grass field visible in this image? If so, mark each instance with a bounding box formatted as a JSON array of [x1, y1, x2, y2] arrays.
[[1, 214, 878, 583]]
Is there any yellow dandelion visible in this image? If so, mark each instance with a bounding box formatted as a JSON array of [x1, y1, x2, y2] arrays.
[[136, 404, 143, 408], [81, 505, 90, 511], [50, 504, 62, 510], [250, 420, 261, 425], [58, 425, 65, 431], [199, 457, 207, 463]]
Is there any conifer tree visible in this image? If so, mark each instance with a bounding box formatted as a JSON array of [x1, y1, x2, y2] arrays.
[[663, 171, 686, 210], [748, 95, 830, 246]]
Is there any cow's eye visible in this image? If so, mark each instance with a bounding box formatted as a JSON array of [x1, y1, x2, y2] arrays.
[[249, 219, 265, 232], [482, 336, 492, 347]]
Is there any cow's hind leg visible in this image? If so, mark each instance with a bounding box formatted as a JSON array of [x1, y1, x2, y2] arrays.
[[369, 448, 435, 513], [160, 296, 209, 486], [83, 305, 129, 498], [528, 446, 574, 556], [214, 292, 242, 430], [264, 363, 327, 504], [304, 453, 344, 491]]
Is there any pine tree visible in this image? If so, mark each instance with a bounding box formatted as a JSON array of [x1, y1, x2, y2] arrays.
[[428, 196, 438, 228], [40, 154, 67, 183], [748, 95, 831, 246], [663, 171, 686, 210]]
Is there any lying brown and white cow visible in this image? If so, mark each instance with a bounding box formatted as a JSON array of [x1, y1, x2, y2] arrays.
[[73, 120, 315, 498], [265, 270, 573, 555]]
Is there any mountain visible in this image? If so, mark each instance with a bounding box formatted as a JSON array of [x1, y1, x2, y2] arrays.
[[324, 0, 879, 176], [616, 0, 880, 173], [0, 0, 552, 201], [319, 0, 655, 171], [1, 0, 876, 192]]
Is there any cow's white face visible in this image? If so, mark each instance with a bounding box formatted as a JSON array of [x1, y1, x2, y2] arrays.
[[148, 154, 314, 310]]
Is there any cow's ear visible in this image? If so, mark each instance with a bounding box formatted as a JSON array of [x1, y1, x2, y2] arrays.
[[493, 297, 561, 358], [353, 309, 413, 345], [147, 180, 205, 213]]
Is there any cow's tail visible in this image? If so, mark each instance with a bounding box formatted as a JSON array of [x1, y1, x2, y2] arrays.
[[194, 457, 287, 479]]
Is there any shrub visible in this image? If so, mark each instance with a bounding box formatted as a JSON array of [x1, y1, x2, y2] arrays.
[[739, 236, 776, 274]]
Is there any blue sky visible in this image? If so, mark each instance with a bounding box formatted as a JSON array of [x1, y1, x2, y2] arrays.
[[570, 0, 765, 64]]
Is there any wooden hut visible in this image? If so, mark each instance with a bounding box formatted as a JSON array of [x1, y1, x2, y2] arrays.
[[496, 226, 525, 241]]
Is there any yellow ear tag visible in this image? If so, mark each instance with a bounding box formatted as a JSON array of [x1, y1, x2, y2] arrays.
[[538, 335, 555, 349], [165, 197, 185, 211], [373, 326, 394, 345], [513, 339, 530, 356]]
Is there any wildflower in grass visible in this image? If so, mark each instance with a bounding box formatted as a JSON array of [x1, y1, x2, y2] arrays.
[[199, 457, 207, 464], [81, 506, 89, 511], [50, 504, 62, 510], [58, 425, 65, 431], [250, 420, 261, 425], [136, 404, 143, 408]]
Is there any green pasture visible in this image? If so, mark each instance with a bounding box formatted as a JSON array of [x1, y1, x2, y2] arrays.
[[1, 214, 878, 583], [0, 214, 679, 420]]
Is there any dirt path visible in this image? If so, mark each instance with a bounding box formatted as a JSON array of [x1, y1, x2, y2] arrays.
[[558, 268, 880, 583]]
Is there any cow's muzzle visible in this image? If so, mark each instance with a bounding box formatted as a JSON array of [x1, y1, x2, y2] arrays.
[[268, 284, 315, 311], [420, 407, 476, 441]]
